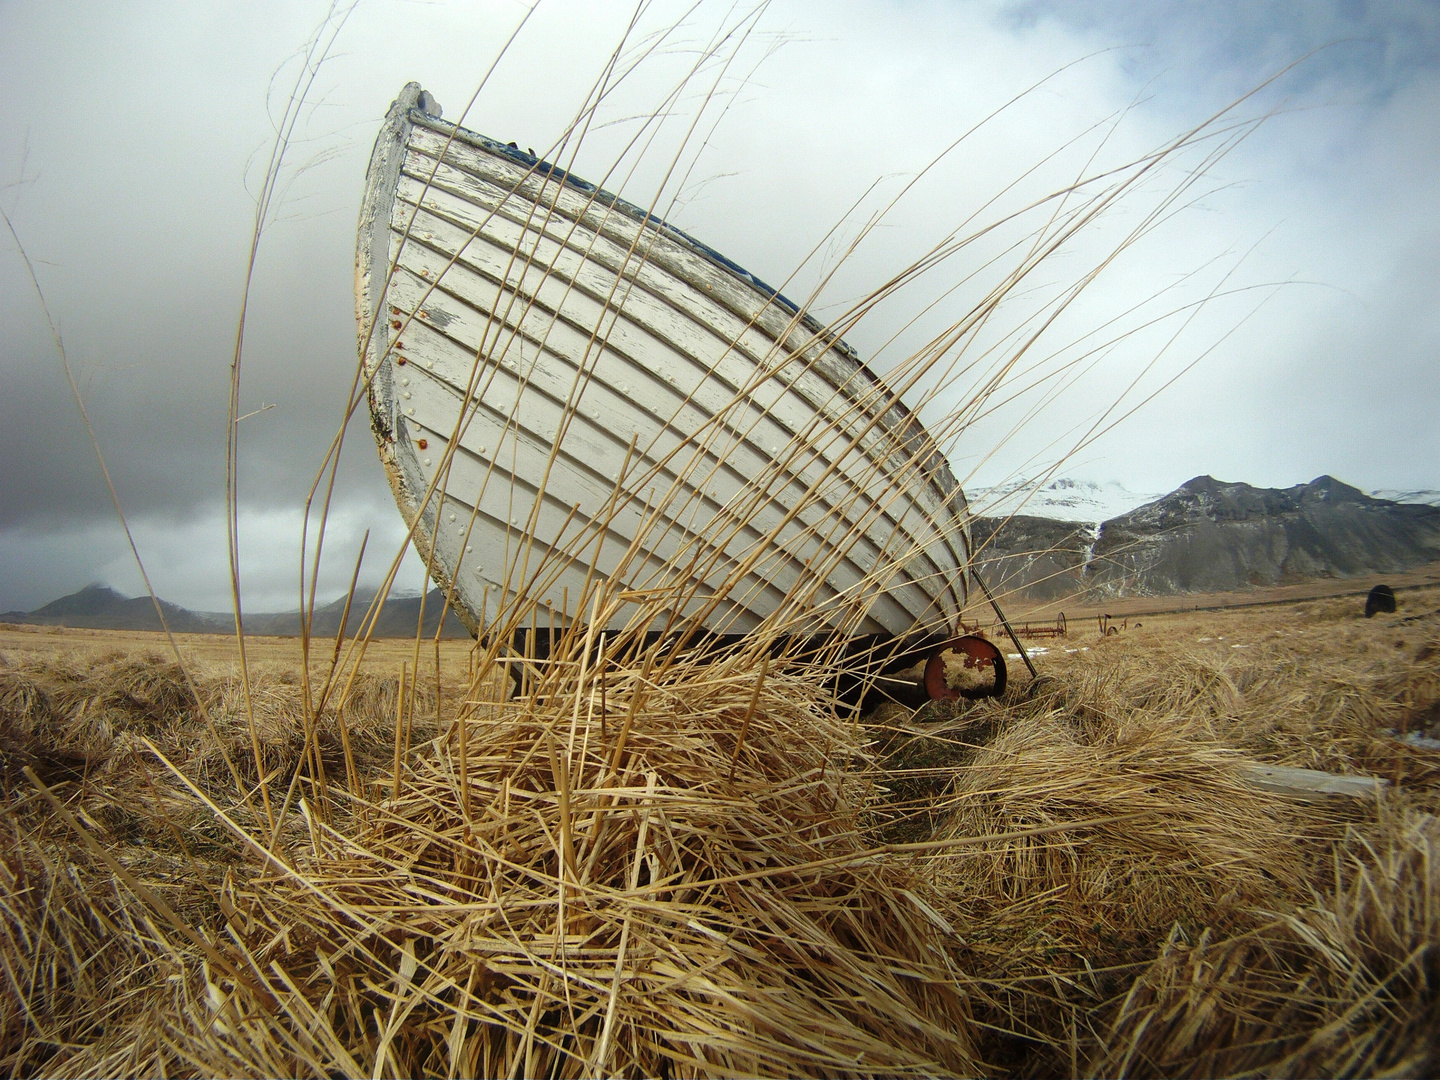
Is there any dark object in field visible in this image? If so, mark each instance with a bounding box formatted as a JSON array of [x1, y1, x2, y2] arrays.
[[1365, 584, 1397, 618], [1015, 612, 1067, 639]]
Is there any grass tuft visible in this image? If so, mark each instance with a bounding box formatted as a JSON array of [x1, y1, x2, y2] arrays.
[[0, 596, 1436, 1076]]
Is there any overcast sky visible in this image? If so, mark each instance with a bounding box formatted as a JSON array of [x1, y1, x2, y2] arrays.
[[2, 0, 1437, 613]]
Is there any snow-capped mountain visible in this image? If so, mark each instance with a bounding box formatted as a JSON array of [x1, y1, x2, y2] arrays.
[[965, 478, 1165, 524]]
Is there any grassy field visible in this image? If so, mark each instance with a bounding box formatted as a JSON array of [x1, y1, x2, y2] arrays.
[[0, 623, 479, 684], [1003, 560, 1440, 623], [2, 585, 1437, 1076]]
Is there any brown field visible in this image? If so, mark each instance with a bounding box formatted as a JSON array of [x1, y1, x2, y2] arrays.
[[2, 588, 1437, 1077], [0, 623, 480, 684], [1002, 558, 1440, 623]]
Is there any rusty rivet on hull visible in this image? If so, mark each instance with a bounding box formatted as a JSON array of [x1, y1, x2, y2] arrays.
[[417, 438, 428, 449], [397, 357, 407, 365]]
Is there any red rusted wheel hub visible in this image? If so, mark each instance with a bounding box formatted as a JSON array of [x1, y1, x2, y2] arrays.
[[923, 634, 1008, 700]]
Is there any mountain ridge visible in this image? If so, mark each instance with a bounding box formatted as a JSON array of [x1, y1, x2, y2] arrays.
[[2, 585, 470, 638], [1085, 474, 1440, 597]]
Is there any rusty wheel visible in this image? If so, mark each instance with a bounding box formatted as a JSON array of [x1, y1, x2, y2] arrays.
[[923, 634, 1007, 700]]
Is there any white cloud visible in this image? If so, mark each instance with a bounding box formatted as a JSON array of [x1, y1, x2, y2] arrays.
[[0, 498, 429, 613]]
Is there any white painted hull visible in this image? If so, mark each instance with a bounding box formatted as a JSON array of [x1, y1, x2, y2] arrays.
[[357, 84, 971, 639]]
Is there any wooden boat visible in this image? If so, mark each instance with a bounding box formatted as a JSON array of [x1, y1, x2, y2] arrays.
[[356, 83, 975, 661]]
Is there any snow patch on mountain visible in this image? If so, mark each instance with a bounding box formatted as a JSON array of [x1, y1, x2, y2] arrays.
[[966, 478, 1165, 524], [1371, 489, 1440, 507]]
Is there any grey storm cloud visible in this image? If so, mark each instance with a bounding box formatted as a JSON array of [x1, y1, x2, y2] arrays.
[[2, 0, 1438, 612]]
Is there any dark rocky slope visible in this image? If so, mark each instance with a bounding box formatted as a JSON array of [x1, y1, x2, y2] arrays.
[[239, 589, 469, 639], [969, 515, 1092, 602], [1083, 475, 1440, 597], [2, 586, 469, 638], [1, 584, 222, 633]]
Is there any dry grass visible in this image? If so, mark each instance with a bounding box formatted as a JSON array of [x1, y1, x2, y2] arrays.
[[0, 593, 1436, 1077], [0, 624, 478, 681]]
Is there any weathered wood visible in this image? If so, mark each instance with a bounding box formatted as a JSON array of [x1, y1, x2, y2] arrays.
[[1239, 763, 1389, 798]]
